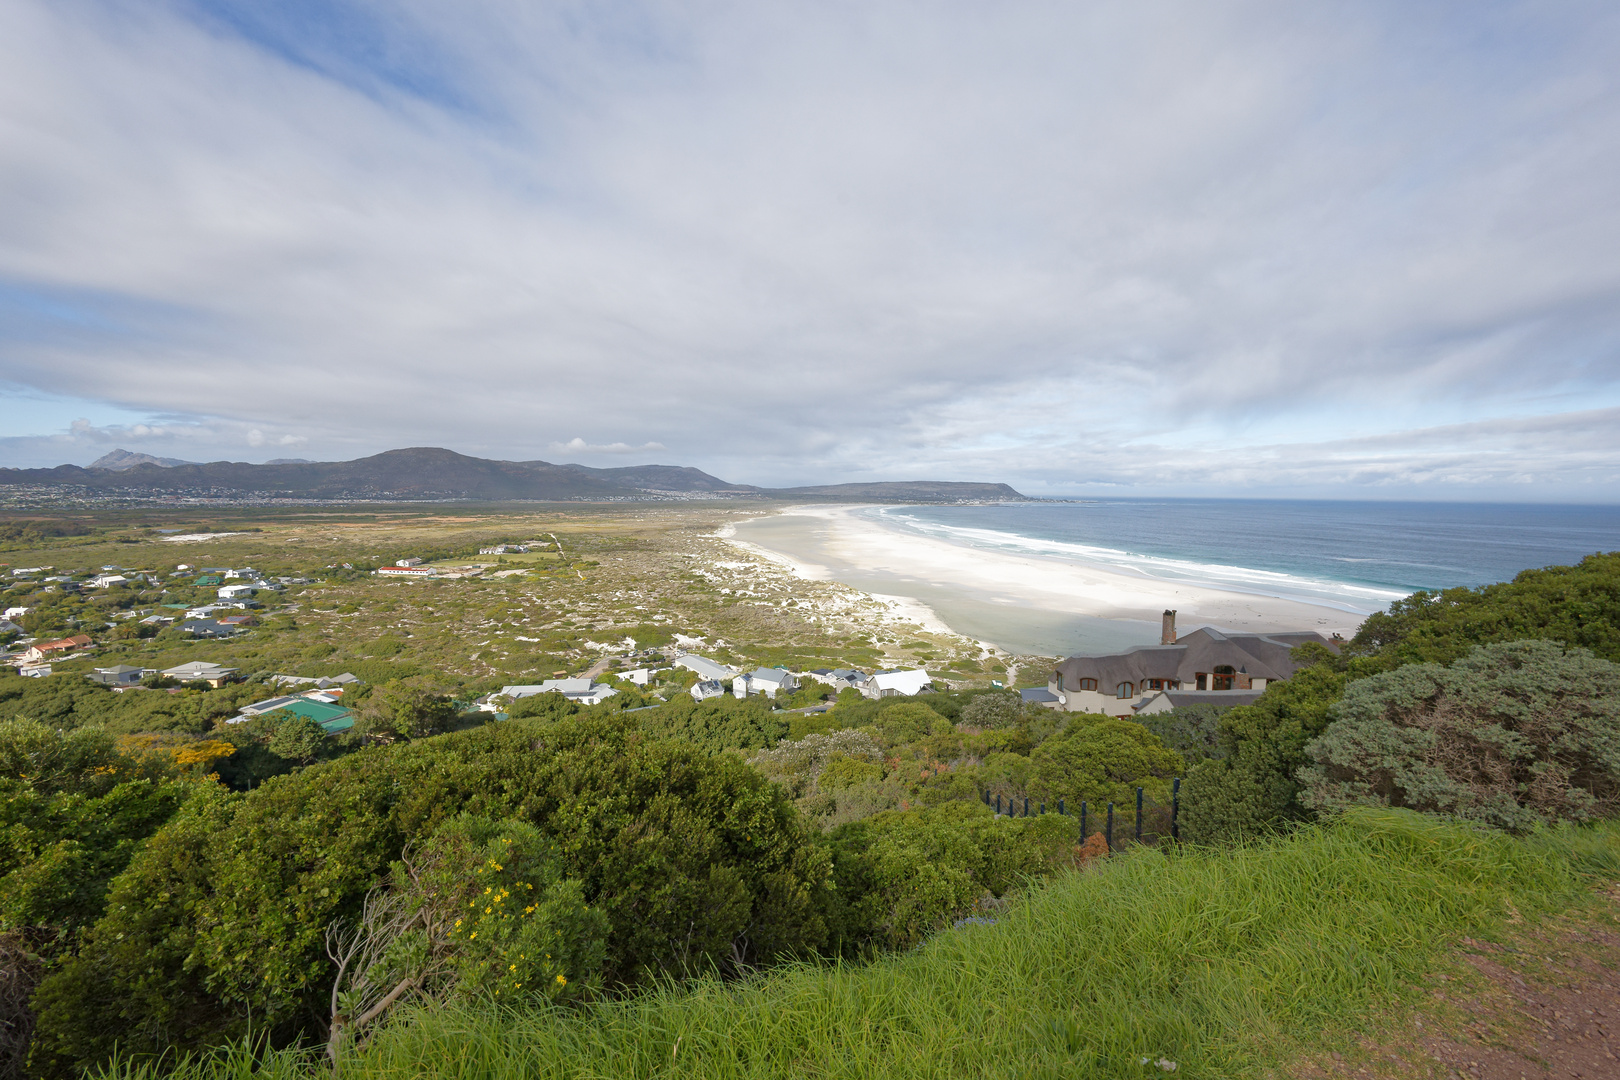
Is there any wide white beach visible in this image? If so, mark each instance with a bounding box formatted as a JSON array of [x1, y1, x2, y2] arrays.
[[728, 505, 1372, 657]]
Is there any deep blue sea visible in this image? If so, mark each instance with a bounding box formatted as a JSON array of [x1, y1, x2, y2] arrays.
[[871, 500, 1620, 609]]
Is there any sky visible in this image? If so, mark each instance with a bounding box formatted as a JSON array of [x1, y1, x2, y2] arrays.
[[2, 0, 1619, 499]]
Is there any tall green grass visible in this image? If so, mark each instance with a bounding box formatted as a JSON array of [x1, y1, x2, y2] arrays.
[[95, 809, 1620, 1080]]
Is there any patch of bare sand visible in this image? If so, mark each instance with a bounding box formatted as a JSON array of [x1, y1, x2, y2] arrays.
[[1292, 887, 1620, 1080]]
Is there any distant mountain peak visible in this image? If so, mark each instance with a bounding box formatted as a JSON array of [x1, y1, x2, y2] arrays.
[[89, 448, 195, 471]]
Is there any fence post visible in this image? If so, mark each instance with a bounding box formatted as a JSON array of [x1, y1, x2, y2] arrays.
[[1172, 777, 1181, 841], [996, 794, 1002, 815], [1106, 802, 1114, 852], [1059, 799, 1065, 816], [1136, 787, 1144, 843], [1024, 797, 1030, 817], [1081, 801, 1087, 839], [1040, 802, 1046, 816]]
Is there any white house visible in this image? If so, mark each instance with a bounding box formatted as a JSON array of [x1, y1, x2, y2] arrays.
[[620, 668, 651, 686], [806, 668, 867, 690], [376, 566, 433, 577], [20, 665, 50, 678], [863, 669, 934, 699], [90, 574, 128, 588], [675, 654, 736, 682], [733, 667, 797, 698], [4, 606, 28, 620], [218, 584, 256, 600], [690, 679, 727, 702], [481, 679, 618, 710], [161, 661, 238, 687]]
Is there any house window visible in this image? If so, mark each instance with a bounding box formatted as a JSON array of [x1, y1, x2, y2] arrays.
[[1054, 673, 1064, 691], [1116, 681, 1134, 699], [1196, 672, 1207, 690], [1213, 665, 1236, 691], [1147, 679, 1164, 691], [1077, 678, 1097, 692]]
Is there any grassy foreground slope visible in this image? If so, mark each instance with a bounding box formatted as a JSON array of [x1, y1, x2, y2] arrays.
[[102, 809, 1620, 1080]]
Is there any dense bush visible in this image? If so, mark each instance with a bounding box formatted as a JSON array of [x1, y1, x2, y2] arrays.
[[1350, 551, 1620, 665], [27, 714, 829, 1077], [1028, 716, 1183, 809], [326, 814, 608, 1059], [1139, 703, 1229, 762], [825, 801, 1080, 952], [630, 694, 788, 753], [1299, 641, 1620, 832]]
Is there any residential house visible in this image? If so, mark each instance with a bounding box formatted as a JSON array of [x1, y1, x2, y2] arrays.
[[88, 665, 150, 687], [806, 668, 867, 691], [268, 672, 360, 689], [181, 620, 244, 639], [480, 679, 618, 709], [863, 669, 934, 699], [690, 679, 727, 702], [22, 634, 93, 663], [19, 665, 50, 678], [194, 575, 223, 587], [733, 667, 797, 698], [161, 661, 238, 687], [620, 668, 651, 686], [232, 695, 355, 734], [674, 654, 737, 682], [89, 574, 128, 588], [1046, 611, 1336, 718], [3, 606, 28, 620], [0, 620, 22, 637], [376, 566, 433, 577], [218, 584, 256, 600]]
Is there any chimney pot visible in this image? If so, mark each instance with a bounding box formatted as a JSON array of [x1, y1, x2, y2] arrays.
[[1161, 609, 1177, 645]]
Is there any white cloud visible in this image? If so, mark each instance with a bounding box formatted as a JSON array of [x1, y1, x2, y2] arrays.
[[548, 438, 667, 455], [0, 1, 1617, 494]]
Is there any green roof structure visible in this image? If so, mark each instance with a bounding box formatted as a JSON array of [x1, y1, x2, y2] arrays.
[[270, 698, 356, 734]]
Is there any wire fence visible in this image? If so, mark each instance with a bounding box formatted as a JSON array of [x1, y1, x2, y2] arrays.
[[982, 778, 1181, 852]]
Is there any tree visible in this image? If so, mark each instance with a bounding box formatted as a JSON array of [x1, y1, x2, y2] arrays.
[[960, 691, 1022, 729], [356, 682, 456, 741], [1299, 640, 1620, 832], [267, 716, 328, 765], [1028, 716, 1182, 809]]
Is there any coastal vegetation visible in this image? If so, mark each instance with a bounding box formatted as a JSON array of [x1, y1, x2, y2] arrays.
[[1, 509, 1618, 1078]]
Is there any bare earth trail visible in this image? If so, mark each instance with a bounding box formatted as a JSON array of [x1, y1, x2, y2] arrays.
[[1295, 888, 1620, 1080]]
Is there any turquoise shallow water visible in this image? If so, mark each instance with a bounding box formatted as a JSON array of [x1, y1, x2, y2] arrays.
[[734, 500, 1620, 658]]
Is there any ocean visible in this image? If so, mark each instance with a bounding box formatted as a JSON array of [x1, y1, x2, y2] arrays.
[[872, 499, 1620, 609], [733, 499, 1620, 658]]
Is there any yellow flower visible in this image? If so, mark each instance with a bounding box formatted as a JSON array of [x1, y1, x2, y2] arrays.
[[455, 918, 462, 927], [485, 907, 492, 914], [469, 932, 477, 939], [509, 964, 517, 971], [555, 975, 567, 986]]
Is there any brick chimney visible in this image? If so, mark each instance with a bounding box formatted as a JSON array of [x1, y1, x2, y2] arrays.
[[1161, 609, 1177, 645]]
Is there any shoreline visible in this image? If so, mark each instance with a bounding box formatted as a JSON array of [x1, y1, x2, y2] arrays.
[[728, 505, 1372, 657]]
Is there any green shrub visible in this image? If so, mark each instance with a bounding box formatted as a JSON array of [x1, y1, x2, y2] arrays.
[[872, 702, 951, 746], [1299, 640, 1620, 832], [1140, 703, 1229, 762], [1029, 716, 1182, 809], [825, 801, 1077, 952], [1350, 551, 1620, 665], [818, 754, 884, 791], [28, 714, 830, 1077], [1178, 659, 1357, 843], [959, 690, 1022, 729]]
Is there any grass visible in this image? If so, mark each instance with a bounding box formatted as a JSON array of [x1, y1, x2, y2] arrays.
[[92, 809, 1620, 1080]]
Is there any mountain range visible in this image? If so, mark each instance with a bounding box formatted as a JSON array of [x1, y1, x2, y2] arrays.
[[2, 447, 1026, 503]]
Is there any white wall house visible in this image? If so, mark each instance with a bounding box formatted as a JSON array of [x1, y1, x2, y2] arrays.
[[733, 667, 797, 698], [864, 669, 933, 698], [218, 584, 256, 600], [690, 679, 727, 702]]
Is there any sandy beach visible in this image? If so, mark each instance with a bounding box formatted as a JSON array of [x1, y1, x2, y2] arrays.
[[728, 505, 1372, 657]]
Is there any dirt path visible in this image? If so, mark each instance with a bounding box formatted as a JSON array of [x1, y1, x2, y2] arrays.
[[1294, 888, 1620, 1080]]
